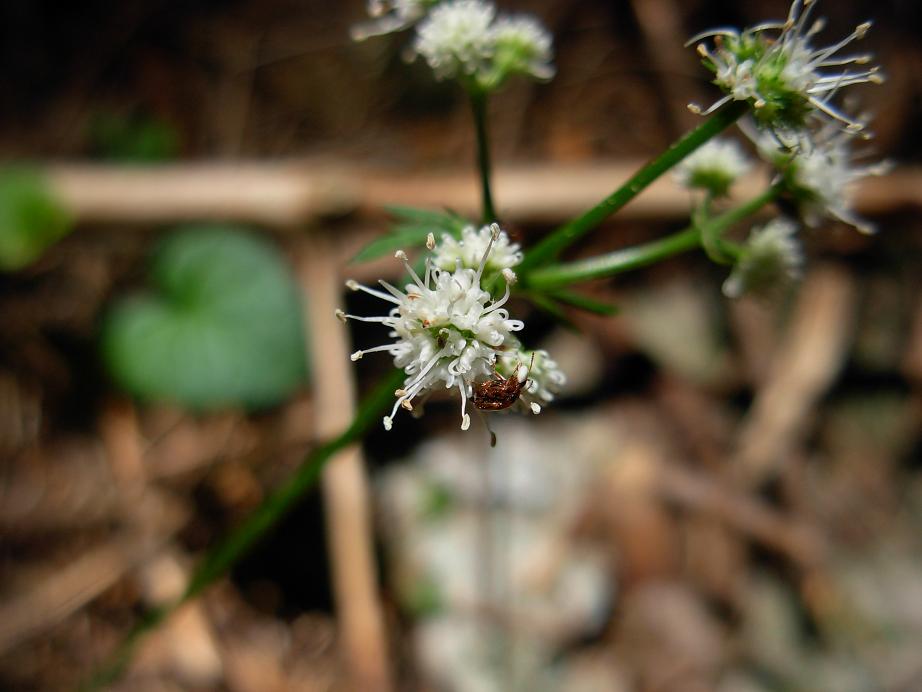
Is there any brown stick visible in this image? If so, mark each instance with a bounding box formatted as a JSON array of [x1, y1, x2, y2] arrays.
[[298, 236, 392, 692], [43, 161, 922, 227], [731, 266, 855, 486]]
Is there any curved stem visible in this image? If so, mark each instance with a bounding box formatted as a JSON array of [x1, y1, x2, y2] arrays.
[[524, 183, 781, 290], [518, 100, 748, 271], [470, 90, 497, 223]]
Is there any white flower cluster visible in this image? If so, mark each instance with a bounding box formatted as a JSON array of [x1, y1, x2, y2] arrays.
[[673, 138, 752, 196], [755, 125, 890, 235], [413, 0, 555, 85], [722, 218, 803, 299], [339, 224, 563, 432], [413, 0, 496, 80], [352, 0, 554, 88], [688, 0, 882, 133]]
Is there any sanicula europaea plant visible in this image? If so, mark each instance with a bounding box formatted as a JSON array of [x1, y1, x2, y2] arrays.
[[88, 1, 889, 684]]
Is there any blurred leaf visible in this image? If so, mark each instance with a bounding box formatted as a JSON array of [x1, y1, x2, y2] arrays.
[[0, 168, 72, 270], [88, 112, 179, 162], [102, 226, 308, 409], [351, 206, 470, 263]]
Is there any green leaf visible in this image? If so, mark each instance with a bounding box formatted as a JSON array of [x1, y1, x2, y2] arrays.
[[549, 289, 620, 316], [383, 204, 466, 227], [351, 224, 438, 263], [0, 168, 72, 270], [351, 206, 470, 263], [102, 226, 308, 410]]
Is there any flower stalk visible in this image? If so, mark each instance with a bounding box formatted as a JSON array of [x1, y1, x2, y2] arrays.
[[523, 183, 782, 289], [518, 100, 749, 271], [470, 89, 497, 222]]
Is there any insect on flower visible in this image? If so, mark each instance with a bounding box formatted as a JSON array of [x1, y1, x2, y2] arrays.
[[473, 353, 534, 411]]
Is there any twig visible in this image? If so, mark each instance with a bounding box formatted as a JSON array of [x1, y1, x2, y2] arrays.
[[731, 266, 855, 486], [42, 161, 922, 227], [298, 236, 392, 692]]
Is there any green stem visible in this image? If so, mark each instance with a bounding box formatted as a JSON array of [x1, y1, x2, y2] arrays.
[[518, 100, 748, 271], [82, 368, 406, 690], [525, 183, 781, 290], [697, 195, 736, 265], [470, 90, 497, 223], [526, 227, 702, 289]]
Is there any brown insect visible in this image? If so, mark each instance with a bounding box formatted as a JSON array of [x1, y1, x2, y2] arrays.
[[473, 354, 534, 411]]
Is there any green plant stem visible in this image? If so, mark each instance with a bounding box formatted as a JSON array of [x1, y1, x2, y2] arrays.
[[470, 90, 497, 223], [83, 368, 405, 690], [518, 100, 748, 271], [524, 183, 781, 290]]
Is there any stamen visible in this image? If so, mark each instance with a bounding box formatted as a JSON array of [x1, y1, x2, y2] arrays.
[[684, 26, 740, 46], [347, 280, 401, 304], [458, 380, 470, 430], [334, 309, 347, 323], [378, 279, 408, 301], [810, 24, 871, 65], [475, 223, 501, 284], [395, 250, 427, 290], [351, 343, 400, 361], [483, 283, 511, 314], [426, 232, 436, 250]]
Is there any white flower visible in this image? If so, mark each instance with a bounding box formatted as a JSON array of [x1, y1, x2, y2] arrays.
[[497, 348, 566, 414], [410, 0, 555, 88], [490, 15, 555, 81], [757, 125, 889, 234], [688, 0, 882, 133], [431, 223, 522, 273], [412, 0, 496, 80], [723, 218, 803, 298], [673, 138, 752, 196], [340, 224, 525, 431], [351, 0, 435, 41]]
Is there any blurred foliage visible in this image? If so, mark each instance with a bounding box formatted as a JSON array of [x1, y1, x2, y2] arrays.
[[0, 168, 72, 270], [351, 205, 469, 263], [88, 112, 180, 162], [102, 226, 308, 410]]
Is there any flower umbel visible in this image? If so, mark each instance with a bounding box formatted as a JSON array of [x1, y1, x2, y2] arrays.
[[340, 224, 557, 432], [673, 138, 752, 197], [488, 15, 555, 82], [688, 0, 882, 133], [723, 218, 803, 299], [756, 125, 889, 234], [412, 0, 497, 81], [410, 0, 554, 89]]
